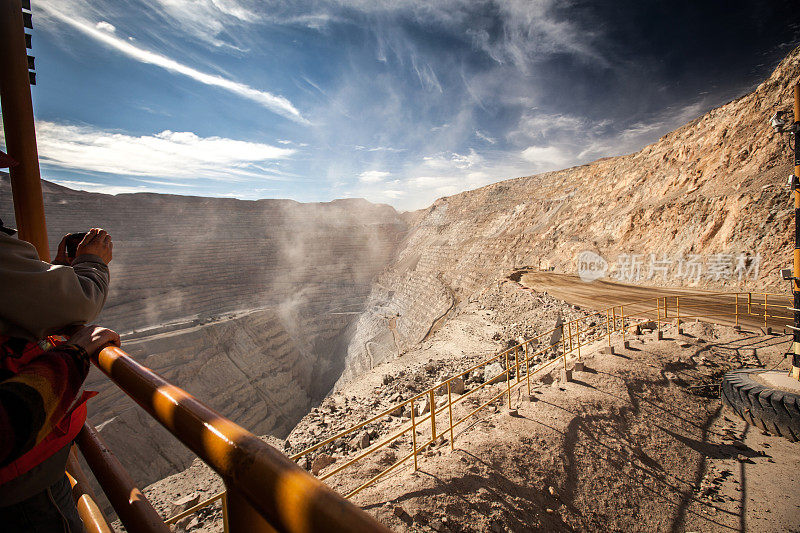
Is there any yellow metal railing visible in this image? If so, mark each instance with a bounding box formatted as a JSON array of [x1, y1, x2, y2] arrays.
[[172, 289, 792, 523]]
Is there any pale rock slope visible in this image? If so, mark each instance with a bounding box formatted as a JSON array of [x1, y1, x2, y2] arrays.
[[341, 47, 800, 383]]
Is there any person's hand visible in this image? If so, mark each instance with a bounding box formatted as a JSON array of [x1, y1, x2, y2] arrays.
[[76, 228, 113, 264], [67, 325, 120, 356], [53, 235, 72, 266]]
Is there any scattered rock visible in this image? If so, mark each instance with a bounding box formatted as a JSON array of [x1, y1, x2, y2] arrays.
[[450, 377, 466, 394], [169, 492, 200, 517], [311, 454, 336, 475], [484, 362, 506, 384]]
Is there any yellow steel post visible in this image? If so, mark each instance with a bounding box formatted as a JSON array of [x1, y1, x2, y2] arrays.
[[676, 297, 680, 329], [447, 381, 454, 450], [764, 293, 768, 328], [515, 346, 521, 385], [410, 400, 418, 471], [793, 82, 800, 380], [657, 298, 661, 330], [66, 472, 113, 533], [222, 492, 229, 533], [0, 0, 49, 260], [429, 389, 436, 443], [76, 425, 170, 533], [505, 351, 512, 408], [748, 292, 752, 315], [567, 321, 572, 353], [735, 293, 739, 327], [576, 321, 581, 359], [225, 486, 278, 533], [525, 343, 531, 395]]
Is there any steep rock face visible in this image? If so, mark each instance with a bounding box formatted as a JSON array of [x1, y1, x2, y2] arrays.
[[340, 48, 800, 382], [0, 182, 405, 485]]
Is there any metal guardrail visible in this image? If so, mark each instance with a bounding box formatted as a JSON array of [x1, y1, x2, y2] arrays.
[[88, 345, 392, 533], [174, 290, 793, 523]]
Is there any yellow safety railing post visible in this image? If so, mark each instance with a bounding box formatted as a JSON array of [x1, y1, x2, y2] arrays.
[[222, 492, 230, 533], [748, 292, 752, 315], [410, 400, 418, 471], [505, 351, 512, 408], [525, 342, 531, 395], [676, 296, 680, 330], [764, 293, 768, 328], [735, 293, 739, 327], [447, 381, 454, 450], [515, 346, 521, 385], [567, 321, 572, 353], [429, 389, 436, 443], [576, 321, 581, 359]]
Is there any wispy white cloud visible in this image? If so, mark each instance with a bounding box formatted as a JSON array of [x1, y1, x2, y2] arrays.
[[520, 145, 569, 167], [133, 178, 193, 187], [36, 121, 295, 181], [49, 180, 159, 195], [475, 130, 496, 144], [358, 170, 391, 183], [39, 2, 308, 124], [423, 149, 483, 170], [354, 145, 406, 153], [95, 20, 116, 33]]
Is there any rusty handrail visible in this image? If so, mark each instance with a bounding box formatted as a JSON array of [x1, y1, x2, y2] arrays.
[[66, 448, 114, 533], [91, 345, 391, 533], [76, 423, 170, 533]]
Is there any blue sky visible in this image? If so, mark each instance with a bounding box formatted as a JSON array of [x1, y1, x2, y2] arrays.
[[3, 1, 799, 210]]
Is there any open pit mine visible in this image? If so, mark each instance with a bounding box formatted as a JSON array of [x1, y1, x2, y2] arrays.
[[2, 40, 800, 533]]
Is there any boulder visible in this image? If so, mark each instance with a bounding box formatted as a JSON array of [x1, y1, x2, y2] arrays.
[[311, 454, 336, 475], [483, 362, 506, 384]]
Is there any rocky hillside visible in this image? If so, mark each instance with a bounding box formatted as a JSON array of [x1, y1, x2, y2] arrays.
[[341, 47, 800, 383]]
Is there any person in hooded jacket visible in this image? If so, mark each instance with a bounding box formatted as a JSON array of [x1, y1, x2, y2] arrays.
[[0, 217, 119, 532]]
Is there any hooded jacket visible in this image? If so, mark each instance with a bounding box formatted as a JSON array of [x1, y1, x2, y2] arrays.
[[0, 232, 109, 340]]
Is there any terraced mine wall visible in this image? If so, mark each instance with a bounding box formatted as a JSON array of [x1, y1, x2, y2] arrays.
[[0, 180, 406, 484], [339, 48, 800, 383]]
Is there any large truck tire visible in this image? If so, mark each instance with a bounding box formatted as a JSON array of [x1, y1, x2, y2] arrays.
[[720, 369, 800, 442]]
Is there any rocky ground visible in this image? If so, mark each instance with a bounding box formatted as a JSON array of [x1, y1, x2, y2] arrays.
[[138, 280, 799, 532]]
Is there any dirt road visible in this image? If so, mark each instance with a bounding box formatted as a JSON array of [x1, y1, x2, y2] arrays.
[[518, 272, 792, 331]]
